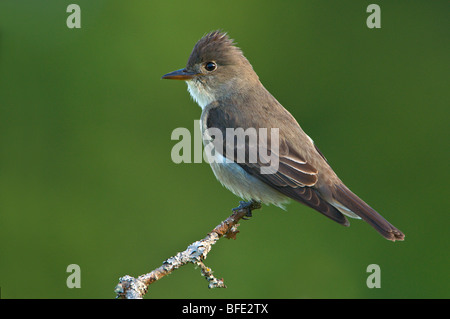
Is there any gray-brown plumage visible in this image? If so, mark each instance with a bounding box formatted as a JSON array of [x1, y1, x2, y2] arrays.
[[162, 31, 405, 241]]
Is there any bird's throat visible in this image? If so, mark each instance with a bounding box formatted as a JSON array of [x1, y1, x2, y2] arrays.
[[186, 80, 216, 110]]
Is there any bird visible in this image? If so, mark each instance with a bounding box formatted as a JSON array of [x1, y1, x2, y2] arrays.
[[162, 31, 405, 241]]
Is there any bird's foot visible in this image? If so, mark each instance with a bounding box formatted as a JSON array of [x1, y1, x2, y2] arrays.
[[232, 200, 262, 220]]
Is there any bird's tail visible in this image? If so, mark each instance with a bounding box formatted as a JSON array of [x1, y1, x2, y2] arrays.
[[332, 183, 405, 241]]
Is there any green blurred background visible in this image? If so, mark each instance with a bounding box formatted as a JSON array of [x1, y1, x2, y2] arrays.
[[0, 0, 448, 299]]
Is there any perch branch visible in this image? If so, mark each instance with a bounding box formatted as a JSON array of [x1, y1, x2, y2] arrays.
[[114, 204, 259, 299]]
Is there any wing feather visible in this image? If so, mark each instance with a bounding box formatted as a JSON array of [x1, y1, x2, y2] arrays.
[[205, 104, 349, 226]]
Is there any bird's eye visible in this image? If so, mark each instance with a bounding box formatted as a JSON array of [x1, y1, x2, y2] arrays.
[[205, 62, 217, 72]]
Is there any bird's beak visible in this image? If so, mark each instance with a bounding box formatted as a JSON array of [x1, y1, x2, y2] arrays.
[[161, 68, 198, 80]]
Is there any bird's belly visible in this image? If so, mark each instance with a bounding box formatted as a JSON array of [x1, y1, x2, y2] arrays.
[[209, 153, 289, 209]]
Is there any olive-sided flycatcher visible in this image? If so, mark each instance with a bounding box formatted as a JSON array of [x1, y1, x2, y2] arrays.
[[162, 31, 404, 241]]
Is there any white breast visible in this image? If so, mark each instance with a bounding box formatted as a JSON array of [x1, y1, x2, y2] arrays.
[[209, 158, 289, 209]]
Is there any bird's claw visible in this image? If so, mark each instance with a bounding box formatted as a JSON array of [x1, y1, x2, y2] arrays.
[[232, 200, 262, 219]]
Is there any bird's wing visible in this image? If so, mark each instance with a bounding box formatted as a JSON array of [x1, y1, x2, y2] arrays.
[[204, 103, 349, 226]]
